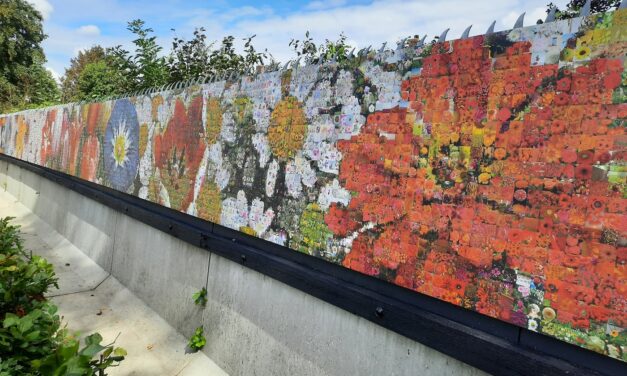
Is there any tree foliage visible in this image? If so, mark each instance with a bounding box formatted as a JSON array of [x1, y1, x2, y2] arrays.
[[77, 60, 128, 101], [47, 19, 374, 108], [60, 46, 107, 102], [289, 31, 351, 65], [107, 19, 169, 93], [0, 0, 59, 113], [0, 0, 46, 75], [167, 29, 268, 82], [167, 28, 215, 83], [546, 0, 621, 20]]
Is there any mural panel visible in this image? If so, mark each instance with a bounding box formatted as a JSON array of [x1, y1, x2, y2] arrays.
[[1, 10, 626, 360]]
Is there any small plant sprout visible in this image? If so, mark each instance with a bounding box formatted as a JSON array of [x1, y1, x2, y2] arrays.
[[188, 326, 206, 351], [192, 287, 207, 306]]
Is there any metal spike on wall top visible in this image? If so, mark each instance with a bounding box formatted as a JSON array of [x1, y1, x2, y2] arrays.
[[486, 20, 496, 34], [514, 12, 525, 28], [580, 0, 592, 16], [439, 28, 450, 42], [545, 7, 557, 22], [461, 25, 472, 39]]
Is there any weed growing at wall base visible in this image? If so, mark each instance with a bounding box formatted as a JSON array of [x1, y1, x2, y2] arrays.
[[192, 287, 208, 307], [188, 327, 206, 352]]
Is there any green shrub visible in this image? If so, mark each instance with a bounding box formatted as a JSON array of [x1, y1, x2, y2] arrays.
[[0, 217, 126, 375], [0, 217, 58, 318]]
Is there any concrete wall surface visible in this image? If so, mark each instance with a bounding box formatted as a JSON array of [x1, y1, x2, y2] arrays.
[[0, 159, 488, 376]]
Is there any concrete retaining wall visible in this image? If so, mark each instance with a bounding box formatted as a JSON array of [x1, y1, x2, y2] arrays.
[[0, 159, 487, 376]]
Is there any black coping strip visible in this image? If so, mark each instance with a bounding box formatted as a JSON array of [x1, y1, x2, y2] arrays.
[[1, 153, 625, 376]]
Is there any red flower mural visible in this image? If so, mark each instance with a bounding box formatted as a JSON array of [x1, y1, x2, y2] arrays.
[[329, 35, 626, 331], [40, 109, 58, 167], [79, 103, 105, 181], [154, 96, 205, 211]]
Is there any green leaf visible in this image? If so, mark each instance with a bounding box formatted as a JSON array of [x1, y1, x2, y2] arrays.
[[80, 343, 106, 358], [58, 340, 80, 361], [60, 356, 92, 376], [84, 332, 103, 346], [3, 313, 19, 328], [18, 317, 34, 333], [24, 330, 40, 341], [113, 347, 127, 357]]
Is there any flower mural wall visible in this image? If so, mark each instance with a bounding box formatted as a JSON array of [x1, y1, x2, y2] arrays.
[[1, 10, 626, 361]]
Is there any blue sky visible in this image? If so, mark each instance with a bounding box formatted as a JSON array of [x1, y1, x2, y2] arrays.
[[28, 0, 570, 80]]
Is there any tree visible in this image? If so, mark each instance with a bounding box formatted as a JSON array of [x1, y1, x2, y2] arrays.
[[60, 46, 128, 102], [167, 29, 268, 83], [0, 0, 59, 112], [12, 57, 59, 108], [60, 46, 107, 102], [0, 0, 45, 76], [107, 19, 169, 93], [289, 31, 351, 65], [546, 0, 621, 20], [205, 35, 267, 77], [167, 27, 215, 83], [76, 60, 127, 101]]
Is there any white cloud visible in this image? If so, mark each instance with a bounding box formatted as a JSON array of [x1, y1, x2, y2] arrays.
[[205, 0, 569, 63], [43, 23, 129, 77], [502, 6, 549, 28], [305, 0, 347, 11], [46, 67, 60, 84], [76, 25, 101, 36], [26, 0, 53, 20], [41, 0, 571, 78]]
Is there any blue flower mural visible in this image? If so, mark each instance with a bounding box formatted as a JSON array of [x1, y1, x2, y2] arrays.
[[103, 99, 140, 191]]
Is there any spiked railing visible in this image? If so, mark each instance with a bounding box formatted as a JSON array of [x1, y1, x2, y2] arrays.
[[9, 0, 625, 115]]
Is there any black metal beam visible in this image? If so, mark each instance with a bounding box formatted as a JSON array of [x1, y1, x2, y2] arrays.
[[1, 154, 624, 376]]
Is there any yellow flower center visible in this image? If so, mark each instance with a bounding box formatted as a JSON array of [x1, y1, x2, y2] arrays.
[[113, 134, 127, 166]]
